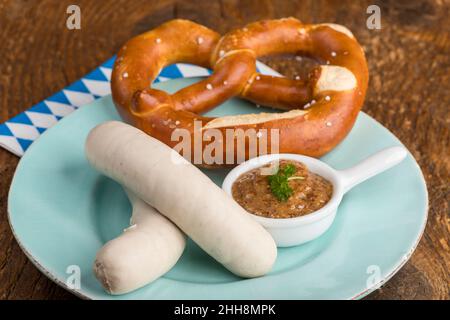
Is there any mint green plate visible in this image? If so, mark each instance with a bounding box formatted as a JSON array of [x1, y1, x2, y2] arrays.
[[8, 78, 428, 300]]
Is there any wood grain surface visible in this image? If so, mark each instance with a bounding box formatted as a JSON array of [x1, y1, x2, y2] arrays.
[[0, 0, 448, 300]]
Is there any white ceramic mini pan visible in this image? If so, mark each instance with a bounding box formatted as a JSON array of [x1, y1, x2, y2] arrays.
[[222, 146, 407, 247]]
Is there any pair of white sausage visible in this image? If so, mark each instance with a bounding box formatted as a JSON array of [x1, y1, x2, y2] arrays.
[[86, 121, 277, 294]]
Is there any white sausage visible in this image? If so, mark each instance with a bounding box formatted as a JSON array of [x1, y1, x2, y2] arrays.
[[94, 189, 186, 295], [86, 121, 277, 277]]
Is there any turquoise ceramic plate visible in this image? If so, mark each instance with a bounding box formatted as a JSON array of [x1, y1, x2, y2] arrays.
[[8, 78, 428, 300]]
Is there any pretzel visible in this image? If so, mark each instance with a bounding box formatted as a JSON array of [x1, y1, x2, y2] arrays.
[[111, 18, 368, 166]]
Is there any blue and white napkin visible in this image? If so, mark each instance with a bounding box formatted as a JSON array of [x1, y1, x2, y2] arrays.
[[0, 56, 279, 157]]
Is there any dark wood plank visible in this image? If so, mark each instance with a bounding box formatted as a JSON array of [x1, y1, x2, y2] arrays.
[[0, 0, 448, 300]]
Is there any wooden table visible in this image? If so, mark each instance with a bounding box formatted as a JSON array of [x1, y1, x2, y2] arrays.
[[0, 0, 448, 300]]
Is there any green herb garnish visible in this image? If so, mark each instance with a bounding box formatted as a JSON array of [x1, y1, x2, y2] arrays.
[[267, 164, 304, 202]]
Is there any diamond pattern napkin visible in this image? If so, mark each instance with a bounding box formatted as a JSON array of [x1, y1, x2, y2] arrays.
[[0, 56, 279, 156]]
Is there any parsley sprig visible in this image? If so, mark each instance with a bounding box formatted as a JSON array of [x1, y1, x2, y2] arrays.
[[267, 164, 304, 202]]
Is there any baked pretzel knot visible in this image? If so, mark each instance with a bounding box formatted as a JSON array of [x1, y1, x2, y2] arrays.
[[112, 18, 368, 166]]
